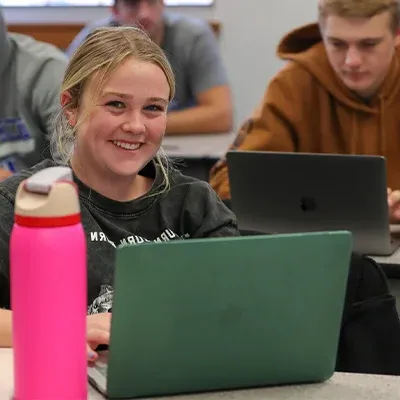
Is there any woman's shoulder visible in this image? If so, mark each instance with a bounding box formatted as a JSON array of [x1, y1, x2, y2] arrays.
[[168, 167, 217, 198], [167, 167, 233, 213], [165, 168, 238, 237]]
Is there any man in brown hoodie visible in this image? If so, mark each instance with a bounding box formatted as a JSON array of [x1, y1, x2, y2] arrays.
[[210, 0, 400, 221]]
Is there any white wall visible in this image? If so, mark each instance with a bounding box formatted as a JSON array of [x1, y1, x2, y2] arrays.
[[3, 0, 318, 129]]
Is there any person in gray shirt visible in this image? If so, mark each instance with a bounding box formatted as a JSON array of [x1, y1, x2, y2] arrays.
[[66, 0, 233, 136], [0, 9, 68, 181]]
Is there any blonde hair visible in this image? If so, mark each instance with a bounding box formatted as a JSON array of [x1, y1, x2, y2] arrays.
[[318, 0, 400, 32], [51, 26, 176, 192]]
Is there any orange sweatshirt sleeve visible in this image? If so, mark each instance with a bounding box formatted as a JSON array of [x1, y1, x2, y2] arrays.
[[209, 66, 302, 200]]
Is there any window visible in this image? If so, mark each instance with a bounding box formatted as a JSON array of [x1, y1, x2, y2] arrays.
[[0, 0, 213, 6]]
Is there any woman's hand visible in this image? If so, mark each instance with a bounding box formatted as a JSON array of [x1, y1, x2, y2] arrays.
[[86, 312, 111, 362]]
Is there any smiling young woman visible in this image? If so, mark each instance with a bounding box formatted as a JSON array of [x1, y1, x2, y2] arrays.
[[0, 26, 238, 357]]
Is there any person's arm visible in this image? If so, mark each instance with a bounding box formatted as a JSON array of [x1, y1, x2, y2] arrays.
[[387, 188, 400, 223], [166, 25, 233, 135], [0, 310, 12, 347], [167, 86, 233, 135], [209, 70, 301, 201], [0, 189, 16, 347]]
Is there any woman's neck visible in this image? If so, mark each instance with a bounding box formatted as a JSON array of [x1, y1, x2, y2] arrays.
[[70, 157, 153, 202]]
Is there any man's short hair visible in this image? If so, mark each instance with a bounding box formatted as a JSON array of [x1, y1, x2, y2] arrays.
[[114, 0, 162, 5], [114, 0, 140, 5], [318, 0, 400, 33], [114, 0, 135, 4]]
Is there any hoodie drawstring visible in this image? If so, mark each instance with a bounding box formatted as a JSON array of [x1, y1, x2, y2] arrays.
[[351, 113, 358, 154], [350, 98, 386, 156], [379, 97, 387, 156]]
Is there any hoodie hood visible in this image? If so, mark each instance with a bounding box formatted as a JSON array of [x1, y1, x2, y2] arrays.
[[276, 23, 400, 114], [0, 10, 12, 76], [277, 23, 323, 56]]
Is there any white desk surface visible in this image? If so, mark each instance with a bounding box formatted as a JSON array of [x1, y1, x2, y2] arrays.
[[1, 349, 400, 400], [373, 249, 400, 265], [162, 133, 234, 159], [371, 225, 400, 266]]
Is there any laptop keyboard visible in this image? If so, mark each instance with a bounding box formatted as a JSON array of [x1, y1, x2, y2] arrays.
[[94, 359, 108, 378]]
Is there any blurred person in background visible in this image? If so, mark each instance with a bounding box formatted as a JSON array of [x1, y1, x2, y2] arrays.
[[66, 0, 233, 135], [210, 0, 400, 222], [0, 9, 67, 181]]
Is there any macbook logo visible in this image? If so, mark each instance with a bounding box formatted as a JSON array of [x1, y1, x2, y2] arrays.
[[300, 196, 316, 212]]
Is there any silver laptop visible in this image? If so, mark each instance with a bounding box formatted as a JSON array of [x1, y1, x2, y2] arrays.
[[227, 151, 399, 256]]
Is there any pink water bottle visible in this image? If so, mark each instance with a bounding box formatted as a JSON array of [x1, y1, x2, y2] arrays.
[[10, 166, 88, 400]]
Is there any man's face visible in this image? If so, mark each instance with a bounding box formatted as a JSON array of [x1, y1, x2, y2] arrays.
[[112, 0, 164, 38], [322, 11, 400, 98]]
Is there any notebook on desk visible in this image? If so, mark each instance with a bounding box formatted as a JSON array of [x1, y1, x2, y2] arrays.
[[227, 151, 400, 256], [88, 231, 352, 399]]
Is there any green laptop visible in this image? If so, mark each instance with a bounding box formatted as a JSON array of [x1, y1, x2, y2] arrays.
[[88, 231, 352, 399]]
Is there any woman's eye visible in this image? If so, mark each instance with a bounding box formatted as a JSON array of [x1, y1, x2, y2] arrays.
[[106, 101, 125, 109], [144, 104, 164, 112]]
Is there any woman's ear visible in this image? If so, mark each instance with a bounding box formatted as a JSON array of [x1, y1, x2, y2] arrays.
[[60, 91, 77, 127]]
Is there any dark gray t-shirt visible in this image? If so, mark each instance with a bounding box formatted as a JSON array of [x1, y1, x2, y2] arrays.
[[65, 12, 228, 111], [0, 159, 238, 312]]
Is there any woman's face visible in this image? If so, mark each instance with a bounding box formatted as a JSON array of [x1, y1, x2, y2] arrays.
[[63, 57, 170, 181]]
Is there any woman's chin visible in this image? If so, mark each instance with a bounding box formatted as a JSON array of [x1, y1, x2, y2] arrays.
[[105, 161, 144, 178]]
